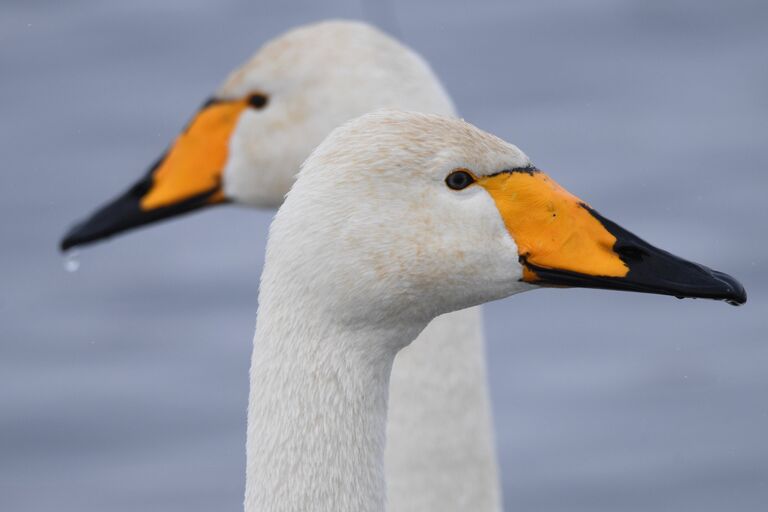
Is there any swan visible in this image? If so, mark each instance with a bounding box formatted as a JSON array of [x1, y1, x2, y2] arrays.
[[60, 21, 500, 511], [245, 110, 745, 512]]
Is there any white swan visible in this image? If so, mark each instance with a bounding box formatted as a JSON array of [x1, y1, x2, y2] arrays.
[[61, 21, 500, 511], [246, 110, 745, 511]]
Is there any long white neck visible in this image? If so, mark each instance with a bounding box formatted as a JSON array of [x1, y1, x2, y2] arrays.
[[245, 281, 422, 512]]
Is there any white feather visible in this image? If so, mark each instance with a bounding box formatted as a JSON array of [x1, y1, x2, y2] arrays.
[[218, 21, 501, 511], [246, 111, 535, 512]]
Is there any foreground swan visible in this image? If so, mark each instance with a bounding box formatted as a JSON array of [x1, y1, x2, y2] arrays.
[[247, 110, 745, 511], [60, 21, 499, 511]]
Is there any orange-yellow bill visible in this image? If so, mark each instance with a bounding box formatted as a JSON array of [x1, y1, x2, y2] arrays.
[[60, 97, 248, 251], [479, 169, 746, 305]]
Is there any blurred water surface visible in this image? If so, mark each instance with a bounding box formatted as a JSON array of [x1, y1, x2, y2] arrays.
[[1, 1, 766, 511]]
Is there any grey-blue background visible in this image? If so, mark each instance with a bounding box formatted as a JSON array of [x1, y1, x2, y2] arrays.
[[2, 1, 766, 510]]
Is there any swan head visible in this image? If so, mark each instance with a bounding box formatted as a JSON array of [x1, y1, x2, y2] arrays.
[[60, 20, 453, 251], [263, 110, 745, 333]]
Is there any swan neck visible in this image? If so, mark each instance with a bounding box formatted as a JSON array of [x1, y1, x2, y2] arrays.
[[245, 294, 418, 512]]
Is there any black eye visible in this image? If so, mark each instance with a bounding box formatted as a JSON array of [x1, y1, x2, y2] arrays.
[[247, 93, 269, 109], [445, 170, 475, 190]]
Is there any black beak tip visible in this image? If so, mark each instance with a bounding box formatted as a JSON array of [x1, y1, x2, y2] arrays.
[[60, 227, 81, 253], [711, 270, 747, 306], [59, 217, 109, 253], [57, 178, 222, 254], [60, 236, 77, 253]]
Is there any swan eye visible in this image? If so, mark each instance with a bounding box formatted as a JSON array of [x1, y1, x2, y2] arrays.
[[445, 170, 475, 190], [247, 93, 269, 109]]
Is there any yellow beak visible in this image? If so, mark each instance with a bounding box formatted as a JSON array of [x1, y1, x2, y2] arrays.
[[479, 169, 746, 305], [60, 97, 248, 251]]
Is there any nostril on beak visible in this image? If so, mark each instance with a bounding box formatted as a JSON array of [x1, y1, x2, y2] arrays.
[[615, 244, 647, 263]]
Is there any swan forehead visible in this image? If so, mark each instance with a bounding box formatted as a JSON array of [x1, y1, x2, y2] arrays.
[[216, 21, 420, 99], [305, 110, 530, 183]]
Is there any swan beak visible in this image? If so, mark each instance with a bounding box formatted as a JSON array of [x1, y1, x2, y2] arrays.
[[480, 170, 747, 305], [60, 97, 249, 251]]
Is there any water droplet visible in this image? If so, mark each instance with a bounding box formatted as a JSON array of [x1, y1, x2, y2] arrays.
[[64, 250, 80, 273]]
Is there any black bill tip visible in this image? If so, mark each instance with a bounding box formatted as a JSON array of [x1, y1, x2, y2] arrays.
[[708, 269, 747, 306], [59, 173, 219, 252]]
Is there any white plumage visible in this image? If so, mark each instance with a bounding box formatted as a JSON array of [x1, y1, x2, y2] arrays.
[[61, 20, 502, 511], [60, 20, 747, 512], [214, 21, 502, 512], [246, 111, 531, 512]]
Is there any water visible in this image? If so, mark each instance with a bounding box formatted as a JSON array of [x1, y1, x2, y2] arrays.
[[1, 1, 767, 511], [63, 250, 80, 273]]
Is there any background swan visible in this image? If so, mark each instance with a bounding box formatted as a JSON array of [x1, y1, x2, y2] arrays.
[[60, 21, 500, 512], [246, 110, 743, 511]]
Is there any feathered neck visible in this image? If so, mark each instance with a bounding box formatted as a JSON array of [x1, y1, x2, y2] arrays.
[[244, 269, 423, 512]]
